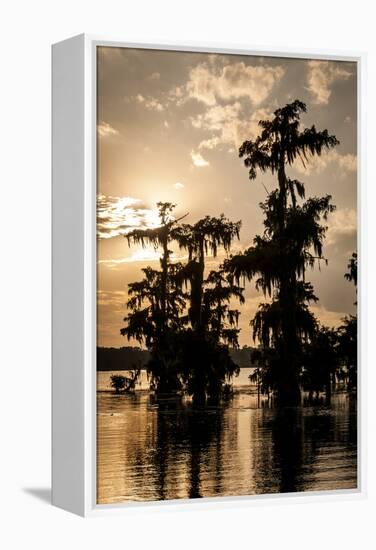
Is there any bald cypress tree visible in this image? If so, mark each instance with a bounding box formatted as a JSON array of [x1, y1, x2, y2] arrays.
[[173, 215, 241, 335], [173, 216, 242, 403], [338, 252, 357, 389], [225, 100, 338, 404], [121, 203, 188, 393]]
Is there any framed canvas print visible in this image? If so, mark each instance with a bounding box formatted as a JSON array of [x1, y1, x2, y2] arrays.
[[52, 35, 365, 516]]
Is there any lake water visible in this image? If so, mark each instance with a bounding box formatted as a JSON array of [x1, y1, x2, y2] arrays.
[[97, 368, 254, 392], [97, 373, 357, 504]]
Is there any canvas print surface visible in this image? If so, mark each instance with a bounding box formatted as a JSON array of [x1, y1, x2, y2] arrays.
[[96, 46, 357, 504]]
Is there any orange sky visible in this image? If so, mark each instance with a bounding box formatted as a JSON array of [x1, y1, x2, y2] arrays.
[[97, 47, 357, 348]]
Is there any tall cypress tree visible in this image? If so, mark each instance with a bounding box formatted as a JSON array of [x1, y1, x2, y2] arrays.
[[225, 100, 338, 404]]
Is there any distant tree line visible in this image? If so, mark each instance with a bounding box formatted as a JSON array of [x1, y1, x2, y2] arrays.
[[97, 346, 256, 371], [97, 346, 150, 371], [119, 100, 357, 405]]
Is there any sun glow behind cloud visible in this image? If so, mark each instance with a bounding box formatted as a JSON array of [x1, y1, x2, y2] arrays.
[[97, 194, 161, 239], [99, 247, 162, 265], [99, 247, 189, 267]]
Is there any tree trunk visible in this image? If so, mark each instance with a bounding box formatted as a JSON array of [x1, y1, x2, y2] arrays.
[[160, 234, 169, 334], [190, 239, 205, 336], [325, 371, 332, 405], [276, 160, 301, 405]]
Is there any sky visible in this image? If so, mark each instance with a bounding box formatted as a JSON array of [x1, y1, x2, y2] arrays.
[[97, 46, 357, 348]]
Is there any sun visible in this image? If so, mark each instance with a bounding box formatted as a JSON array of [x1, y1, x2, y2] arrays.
[[142, 207, 162, 229]]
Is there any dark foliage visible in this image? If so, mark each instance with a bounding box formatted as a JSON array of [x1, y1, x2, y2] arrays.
[[225, 100, 339, 404]]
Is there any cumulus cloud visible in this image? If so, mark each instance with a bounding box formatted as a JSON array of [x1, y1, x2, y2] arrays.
[[337, 153, 357, 172], [173, 182, 185, 189], [294, 149, 357, 176], [97, 121, 119, 138], [185, 62, 285, 106], [191, 151, 210, 167], [133, 94, 164, 111], [167, 86, 185, 105], [192, 102, 242, 131], [307, 61, 353, 105], [97, 194, 161, 239], [144, 98, 164, 111], [198, 136, 221, 150], [326, 208, 357, 246], [191, 104, 273, 151], [310, 304, 348, 329]]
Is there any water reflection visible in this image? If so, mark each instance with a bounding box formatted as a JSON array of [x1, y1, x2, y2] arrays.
[[149, 400, 227, 500], [270, 407, 305, 493], [97, 391, 357, 504]]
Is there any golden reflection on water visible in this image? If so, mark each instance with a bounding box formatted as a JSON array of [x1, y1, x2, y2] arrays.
[[97, 388, 357, 504]]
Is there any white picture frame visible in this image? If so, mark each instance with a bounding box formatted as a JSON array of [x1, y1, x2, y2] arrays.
[[52, 34, 366, 517]]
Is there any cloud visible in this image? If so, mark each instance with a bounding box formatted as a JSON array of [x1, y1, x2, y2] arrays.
[[310, 304, 349, 329], [144, 98, 164, 112], [191, 151, 210, 167], [133, 94, 164, 111], [185, 61, 285, 106], [294, 149, 357, 176], [191, 104, 273, 151], [192, 102, 242, 131], [126, 60, 283, 136], [326, 208, 357, 246], [306, 61, 353, 105], [97, 121, 119, 138], [173, 182, 185, 189], [168, 86, 185, 105], [198, 136, 221, 150], [97, 194, 161, 239], [97, 290, 125, 307], [337, 153, 357, 172]]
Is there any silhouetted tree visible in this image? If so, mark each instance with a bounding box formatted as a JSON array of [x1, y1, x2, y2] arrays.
[[225, 100, 338, 404], [121, 203, 189, 393], [121, 264, 187, 393], [301, 325, 339, 403], [345, 252, 357, 289], [125, 202, 187, 336], [250, 282, 318, 398], [174, 215, 241, 334], [338, 252, 357, 389], [337, 315, 357, 389], [110, 372, 140, 393], [202, 268, 245, 347], [172, 216, 242, 403], [122, 206, 242, 400], [110, 374, 127, 393]]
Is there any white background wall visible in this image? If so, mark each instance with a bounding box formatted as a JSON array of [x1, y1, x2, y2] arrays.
[[0, 1, 375, 548]]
